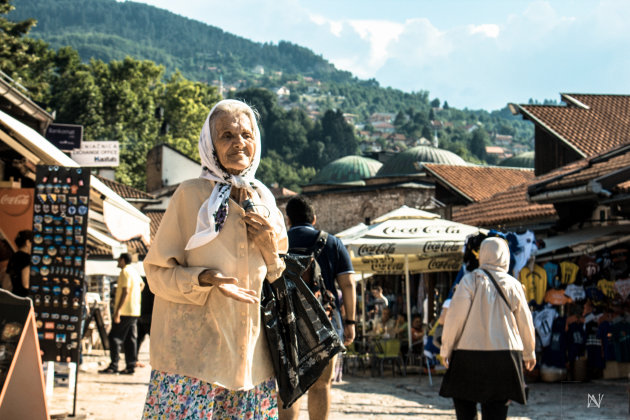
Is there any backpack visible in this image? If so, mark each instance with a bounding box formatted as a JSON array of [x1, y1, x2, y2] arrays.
[[289, 231, 336, 319]]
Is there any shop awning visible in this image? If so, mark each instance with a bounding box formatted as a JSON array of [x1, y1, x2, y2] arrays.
[[85, 259, 145, 277], [536, 225, 630, 260], [0, 110, 150, 244]]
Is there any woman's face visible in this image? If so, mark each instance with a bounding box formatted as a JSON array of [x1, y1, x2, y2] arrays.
[[212, 111, 256, 174]]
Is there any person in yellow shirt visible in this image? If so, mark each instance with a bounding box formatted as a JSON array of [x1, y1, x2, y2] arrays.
[[100, 253, 144, 375]]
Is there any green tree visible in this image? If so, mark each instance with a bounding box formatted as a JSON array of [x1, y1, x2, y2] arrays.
[[469, 128, 489, 161], [0, 0, 54, 101]]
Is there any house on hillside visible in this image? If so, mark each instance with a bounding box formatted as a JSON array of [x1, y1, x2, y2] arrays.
[[509, 93, 630, 175]]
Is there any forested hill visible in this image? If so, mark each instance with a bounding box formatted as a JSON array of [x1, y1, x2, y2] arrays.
[[10, 0, 355, 85]]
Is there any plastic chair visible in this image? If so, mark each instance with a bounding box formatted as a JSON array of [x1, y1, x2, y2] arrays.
[[372, 339, 406, 377], [343, 342, 368, 375]]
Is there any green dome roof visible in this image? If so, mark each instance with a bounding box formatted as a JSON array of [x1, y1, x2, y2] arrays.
[[309, 155, 383, 185], [498, 151, 534, 168], [376, 146, 467, 176]]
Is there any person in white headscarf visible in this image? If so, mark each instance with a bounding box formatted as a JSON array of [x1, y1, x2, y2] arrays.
[[439, 237, 536, 420], [142, 99, 287, 419]]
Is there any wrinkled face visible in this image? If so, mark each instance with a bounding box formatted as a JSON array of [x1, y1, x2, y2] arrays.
[[212, 111, 256, 175]]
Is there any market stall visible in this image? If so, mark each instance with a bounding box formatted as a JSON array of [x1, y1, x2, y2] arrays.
[[338, 205, 484, 350]]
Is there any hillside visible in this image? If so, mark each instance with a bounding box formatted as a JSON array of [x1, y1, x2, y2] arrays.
[[8, 0, 534, 163]]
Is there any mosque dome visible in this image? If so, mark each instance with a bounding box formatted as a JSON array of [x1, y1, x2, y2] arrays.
[[375, 146, 467, 177], [309, 155, 383, 185], [498, 151, 535, 168]]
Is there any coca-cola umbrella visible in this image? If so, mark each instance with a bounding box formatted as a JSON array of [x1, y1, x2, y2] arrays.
[[338, 206, 484, 353]]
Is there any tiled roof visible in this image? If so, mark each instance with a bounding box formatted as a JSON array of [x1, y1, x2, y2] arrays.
[[423, 164, 534, 202], [529, 144, 630, 195], [145, 210, 165, 241], [95, 175, 155, 200], [452, 183, 557, 228], [516, 94, 630, 158]]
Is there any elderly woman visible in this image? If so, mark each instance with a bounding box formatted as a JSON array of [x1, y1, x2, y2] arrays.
[[142, 99, 287, 419], [439, 237, 536, 420]]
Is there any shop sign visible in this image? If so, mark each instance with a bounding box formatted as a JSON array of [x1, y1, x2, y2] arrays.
[[71, 141, 119, 167], [45, 123, 83, 151], [0, 188, 34, 249]]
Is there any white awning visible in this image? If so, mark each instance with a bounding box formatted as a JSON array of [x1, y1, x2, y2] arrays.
[[536, 225, 630, 258], [0, 109, 150, 244], [87, 226, 127, 258], [85, 259, 145, 277]]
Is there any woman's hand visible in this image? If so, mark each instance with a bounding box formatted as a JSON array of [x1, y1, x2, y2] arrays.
[[198, 269, 259, 304], [243, 212, 279, 262], [524, 359, 536, 371]]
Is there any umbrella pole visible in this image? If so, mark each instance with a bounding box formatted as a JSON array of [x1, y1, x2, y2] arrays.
[[405, 255, 412, 356], [361, 272, 367, 350]]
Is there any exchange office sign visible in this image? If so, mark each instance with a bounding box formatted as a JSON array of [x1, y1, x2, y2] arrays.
[[45, 123, 83, 151], [71, 141, 119, 167]]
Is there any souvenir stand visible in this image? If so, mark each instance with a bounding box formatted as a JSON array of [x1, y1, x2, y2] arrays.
[[28, 165, 91, 416], [527, 225, 630, 381], [338, 206, 484, 380]]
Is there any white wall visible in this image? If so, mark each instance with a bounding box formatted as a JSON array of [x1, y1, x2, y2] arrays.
[[162, 147, 201, 187]]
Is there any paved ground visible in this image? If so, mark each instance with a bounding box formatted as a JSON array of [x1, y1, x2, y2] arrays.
[[47, 341, 630, 419]]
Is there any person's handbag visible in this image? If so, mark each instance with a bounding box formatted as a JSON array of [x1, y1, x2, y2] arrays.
[[261, 253, 344, 408]]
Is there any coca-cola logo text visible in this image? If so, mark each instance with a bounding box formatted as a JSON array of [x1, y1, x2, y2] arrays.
[[362, 256, 404, 273], [0, 190, 33, 216], [382, 225, 462, 236], [357, 243, 396, 256], [422, 241, 462, 254], [427, 257, 461, 271]]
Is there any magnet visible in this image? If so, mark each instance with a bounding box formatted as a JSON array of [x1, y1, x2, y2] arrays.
[[52, 286, 61, 296], [30, 285, 39, 293], [49, 245, 59, 255], [36, 320, 43, 329], [44, 226, 53, 234], [34, 295, 41, 305], [34, 215, 44, 224], [51, 313, 60, 320], [62, 297, 69, 308], [52, 297, 59, 307], [44, 332, 54, 340], [34, 204, 42, 213], [59, 246, 67, 256], [68, 206, 76, 215], [31, 255, 41, 265], [70, 316, 78, 323], [43, 204, 50, 213], [53, 235, 62, 245], [41, 312, 50, 319], [42, 285, 50, 293], [42, 255, 52, 265], [78, 205, 88, 215], [45, 322, 54, 329], [40, 266, 50, 276], [55, 333, 66, 343], [51, 205, 59, 214], [74, 256, 82, 267], [43, 295, 51, 306]]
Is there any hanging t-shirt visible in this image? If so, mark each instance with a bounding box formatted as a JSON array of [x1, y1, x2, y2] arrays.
[[564, 284, 586, 302], [598, 321, 615, 361], [567, 321, 586, 361], [544, 289, 572, 306], [614, 278, 630, 300], [597, 279, 618, 299], [543, 261, 561, 289], [533, 306, 558, 347], [611, 248, 628, 277], [559, 261, 579, 285], [511, 230, 537, 279], [578, 255, 599, 280], [542, 316, 567, 368], [585, 320, 604, 369], [585, 286, 606, 306], [519, 264, 547, 305]]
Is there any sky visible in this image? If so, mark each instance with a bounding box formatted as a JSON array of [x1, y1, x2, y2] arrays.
[[128, 0, 630, 111]]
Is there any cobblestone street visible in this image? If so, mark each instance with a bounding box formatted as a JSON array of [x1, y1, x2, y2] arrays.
[[47, 341, 629, 420]]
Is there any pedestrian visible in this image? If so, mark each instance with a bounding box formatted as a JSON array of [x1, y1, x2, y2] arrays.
[[0, 239, 13, 292], [141, 99, 288, 419], [279, 195, 355, 420], [133, 276, 153, 367], [439, 237, 536, 420], [99, 253, 144, 375], [6, 230, 33, 297], [369, 285, 388, 319]]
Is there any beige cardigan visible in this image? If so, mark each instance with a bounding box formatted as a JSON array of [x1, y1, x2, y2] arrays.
[[144, 178, 287, 390], [441, 240, 536, 362]]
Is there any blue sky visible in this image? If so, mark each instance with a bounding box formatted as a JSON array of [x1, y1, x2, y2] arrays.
[[129, 0, 630, 111]]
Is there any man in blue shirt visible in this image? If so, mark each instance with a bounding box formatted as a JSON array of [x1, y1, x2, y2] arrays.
[[279, 195, 355, 420]]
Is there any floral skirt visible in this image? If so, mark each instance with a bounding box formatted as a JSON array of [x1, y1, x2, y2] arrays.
[[142, 370, 278, 420]]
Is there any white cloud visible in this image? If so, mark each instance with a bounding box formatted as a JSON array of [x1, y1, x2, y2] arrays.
[[469, 24, 500, 38]]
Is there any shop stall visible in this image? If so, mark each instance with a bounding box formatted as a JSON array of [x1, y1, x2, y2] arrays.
[[338, 206, 484, 349]]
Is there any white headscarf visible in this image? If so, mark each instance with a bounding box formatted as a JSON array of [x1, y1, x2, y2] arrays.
[[185, 99, 284, 250]]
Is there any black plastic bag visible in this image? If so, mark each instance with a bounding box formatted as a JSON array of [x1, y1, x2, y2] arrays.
[[261, 253, 344, 408]]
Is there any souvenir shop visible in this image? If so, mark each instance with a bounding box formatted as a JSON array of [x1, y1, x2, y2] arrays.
[[424, 228, 630, 381]]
